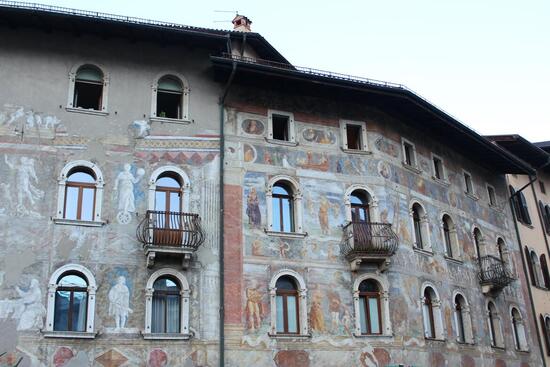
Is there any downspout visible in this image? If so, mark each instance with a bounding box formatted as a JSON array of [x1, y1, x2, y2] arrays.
[[509, 174, 548, 366], [218, 54, 238, 367]]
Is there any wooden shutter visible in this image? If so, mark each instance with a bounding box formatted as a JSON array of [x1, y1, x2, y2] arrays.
[[542, 254, 550, 289], [519, 192, 531, 224], [526, 246, 536, 286], [509, 186, 523, 221], [541, 314, 550, 355]]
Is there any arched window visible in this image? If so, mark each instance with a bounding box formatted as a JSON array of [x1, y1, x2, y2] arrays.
[[453, 293, 474, 344], [153, 172, 184, 245], [541, 314, 550, 355], [421, 285, 443, 340], [511, 307, 528, 351], [73, 65, 104, 111], [442, 214, 459, 259], [45, 264, 97, 336], [473, 227, 483, 259], [272, 183, 294, 233], [541, 254, 550, 289], [151, 73, 189, 121], [487, 301, 504, 348], [275, 276, 299, 334], [526, 247, 543, 287], [357, 279, 381, 335], [55, 161, 104, 225], [411, 202, 430, 251], [350, 190, 371, 223], [144, 269, 190, 338]]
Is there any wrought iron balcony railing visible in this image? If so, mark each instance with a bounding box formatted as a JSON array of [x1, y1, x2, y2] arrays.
[[341, 221, 399, 270], [137, 211, 205, 268], [478, 255, 515, 292]]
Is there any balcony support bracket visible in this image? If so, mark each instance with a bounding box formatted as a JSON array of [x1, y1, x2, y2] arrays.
[[147, 251, 156, 268]]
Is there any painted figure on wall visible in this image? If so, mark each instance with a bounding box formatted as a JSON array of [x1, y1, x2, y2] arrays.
[[302, 128, 336, 145], [108, 276, 133, 330], [245, 285, 263, 331], [318, 197, 330, 235], [147, 349, 168, 367], [242, 119, 265, 135], [309, 287, 326, 332], [342, 308, 352, 335], [328, 290, 342, 333], [14, 279, 45, 330], [246, 188, 261, 228], [243, 144, 256, 163], [114, 164, 144, 224], [4, 155, 44, 217]]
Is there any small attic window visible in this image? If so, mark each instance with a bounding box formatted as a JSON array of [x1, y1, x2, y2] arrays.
[[272, 114, 289, 141], [73, 66, 103, 110], [157, 76, 183, 119]]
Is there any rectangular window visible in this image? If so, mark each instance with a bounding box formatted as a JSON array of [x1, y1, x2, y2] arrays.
[[541, 181, 547, 194], [74, 81, 102, 110], [403, 141, 415, 166], [464, 172, 473, 194], [487, 185, 496, 206], [276, 296, 285, 333], [433, 156, 443, 179], [346, 124, 362, 150], [368, 297, 381, 334], [272, 114, 289, 141], [286, 295, 298, 333]]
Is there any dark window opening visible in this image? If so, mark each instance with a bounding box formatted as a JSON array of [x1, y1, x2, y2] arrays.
[[433, 157, 443, 179], [156, 76, 183, 119], [541, 181, 546, 194], [74, 66, 103, 110], [488, 186, 496, 206], [464, 173, 473, 194], [403, 142, 415, 166], [346, 124, 362, 150], [272, 114, 289, 141]]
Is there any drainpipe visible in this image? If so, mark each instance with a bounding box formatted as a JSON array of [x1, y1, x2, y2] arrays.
[[509, 175, 548, 366], [218, 53, 238, 367]]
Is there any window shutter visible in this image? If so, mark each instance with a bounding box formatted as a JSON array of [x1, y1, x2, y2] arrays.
[[546, 206, 550, 234], [519, 192, 531, 224], [542, 255, 550, 289], [540, 201, 549, 232], [526, 246, 536, 286], [541, 314, 550, 355], [510, 186, 523, 222]]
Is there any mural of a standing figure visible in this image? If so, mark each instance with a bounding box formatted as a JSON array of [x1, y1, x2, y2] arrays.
[[318, 197, 330, 235], [309, 288, 325, 332], [114, 164, 144, 224], [246, 188, 261, 228], [108, 276, 132, 330], [327, 290, 342, 333], [14, 279, 46, 330], [245, 285, 262, 331], [4, 155, 44, 216]]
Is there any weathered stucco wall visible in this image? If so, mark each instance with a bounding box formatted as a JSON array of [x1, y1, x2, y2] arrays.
[[222, 86, 542, 367]]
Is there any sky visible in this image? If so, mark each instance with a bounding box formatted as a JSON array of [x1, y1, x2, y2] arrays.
[[26, 0, 550, 142]]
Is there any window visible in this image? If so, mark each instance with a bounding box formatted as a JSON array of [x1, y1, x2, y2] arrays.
[[541, 181, 547, 195], [73, 65, 104, 110], [156, 76, 183, 119], [487, 301, 504, 348], [350, 190, 371, 223], [487, 185, 496, 206], [442, 215, 459, 259], [55, 161, 104, 225], [153, 173, 184, 246], [511, 307, 528, 351], [421, 286, 443, 340], [510, 186, 531, 225], [463, 171, 474, 195], [541, 314, 550, 356], [144, 269, 190, 338], [526, 247, 543, 287], [266, 176, 304, 235], [411, 202, 430, 251], [453, 294, 474, 344], [275, 276, 299, 334], [541, 254, 550, 289], [269, 270, 308, 336], [272, 183, 294, 232], [340, 120, 368, 152], [45, 264, 96, 337], [432, 155, 445, 180], [402, 139, 417, 167], [357, 279, 382, 335], [267, 110, 295, 144], [473, 227, 483, 259], [539, 201, 550, 234]]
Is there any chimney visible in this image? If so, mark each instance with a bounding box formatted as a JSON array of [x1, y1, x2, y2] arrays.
[[232, 14, 252, 32]]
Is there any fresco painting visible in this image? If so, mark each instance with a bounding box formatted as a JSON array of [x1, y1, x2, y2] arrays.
[[301, 127, 336, 145], [241, 118, 265, 135]]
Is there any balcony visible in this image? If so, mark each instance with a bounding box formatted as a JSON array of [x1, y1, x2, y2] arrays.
[[137, 210, 205, 269], [340, 221, 399, 271], [478, 255, 515, 294]]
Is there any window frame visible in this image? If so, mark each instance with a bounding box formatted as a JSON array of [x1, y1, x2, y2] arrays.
[[487, 300, 504, 348], [66, 63, 109, 116], [340, 119, 369, 154], [441, 214, 460, 260], [269, 269, 308, 337], [486, 184, 497, 207], [344, 185, 380, 222], [275, 277, 300, 334], [266, 176, 305, 237], [352, 274, 392, 337], [510, 306, 529, 351], [150, 72, 190, 124], [410, 201, 431, 252], [267, 109, 296, 145], [462, 170, 476, 198], [431, 153, 447, 182], [401, 138, 419, 170], [421, 285, 444, 340], [452, 292, 474, 344]]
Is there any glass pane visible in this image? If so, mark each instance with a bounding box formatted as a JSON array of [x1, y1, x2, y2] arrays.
[[67, 171, 95, 183], [350, 194, 363, 205], [169, 192, 181, 213], [72, 291, 87, 332], [158, 76, 183, 92], [276, 276, 296, 290], [368, 297, 380, 334], [276, 296, 284, 333], [359, 297, 367, 334], [76, 66, 103, 82], [422, 303, 432, 337], [64, 187, 79, 220], [152, 295, 165, 333], [154, 277, 179, 291], [58, 274, 87, 287], [282, 198, 292, 232], [155, 191, 167, 212], [54, 290, 70, 331], [272, 199, 282, 231], [81, 188, 94, 221], [286, 296, 298, 333], [273, 185, 289, 196], [157, 176, 180, 188], [166, 294, 180, 333], [359, 279, 378, 292]]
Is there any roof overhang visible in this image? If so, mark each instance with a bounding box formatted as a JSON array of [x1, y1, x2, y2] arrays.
[[487, 135, 550, 173]]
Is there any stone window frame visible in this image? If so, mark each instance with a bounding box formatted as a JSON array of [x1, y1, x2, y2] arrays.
[[343, 184, 380, 222], [486, 298, 505, 349], [66, 62, 110, 116], [510, 305, 529, 352], [420, 282, 445, 341], [44, 264, 97, 339], [54, 160, 105, 227], [540, 313, 550, 356], [410, 200, 432, 253], [147, 166, 191, 213], [265, 175, 306, 238], [486, 183, 497, 207], [150, 71, 191, 124], [352, 273, 392, 337], [268, 269, 309, 337], [440, 212, 460, 260], [462, 169, 478, 200], [472, 226, 485, 260], [451, 290, 475, 344], [401, 137, 420, 172], [266, 109, 297, 146], [526, 246, 544, 288], [430, 152, 448, 184], [339, 119, 370, 154], [143, 268, 191, 340]]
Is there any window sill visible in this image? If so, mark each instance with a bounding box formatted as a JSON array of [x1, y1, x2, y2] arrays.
[[341, 147, 372, 155], [456, 340, 475, 346], [149, 116, 192, 125], [265, 138, 298, 147], [464, 192, 479, 201], [515, 348, 530, 354], [66, 107, 108, 116], [518, 221, 534, 229], [142, 332, 191, 340], [265, 230, 308, 239], [491, 344, 506, 351], [353, 333, 393, 339], [43, 331, 96, 339], [53, 218, 106, 227], [432, 177, 450, 186], [444, 256, 463, 265], [413, 247, 433, 256], [424, 337, 446, 343], [402, 162, 422, 174], [268, 333, 311, 340]]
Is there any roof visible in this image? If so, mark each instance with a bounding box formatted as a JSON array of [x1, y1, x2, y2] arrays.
[[486, 135, 550, 173], [534, 141, 550, 154], [211, 54, 535, 175], [0, 1, 290, 63]]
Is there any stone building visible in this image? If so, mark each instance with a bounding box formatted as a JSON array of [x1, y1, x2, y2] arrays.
[[0, 2, 546, 367], [488, 135, 550, 366]]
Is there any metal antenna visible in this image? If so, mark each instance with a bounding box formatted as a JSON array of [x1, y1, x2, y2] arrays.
[[213, 10, 239, 24]]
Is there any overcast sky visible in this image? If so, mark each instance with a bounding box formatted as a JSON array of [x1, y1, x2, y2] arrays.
[[28, 0, 550, 142]]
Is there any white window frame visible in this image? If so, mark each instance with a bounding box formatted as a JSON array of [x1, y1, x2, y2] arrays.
[[343, 184, 380, 222], [401, 138, 420, 173], [441, 212, 460, 260], [510, 306, 529, 352], [452, 291, 474, 344], [268, 269, 309, 337], [267, 109, 296, 146], [410, 200, 432, 252], [150, 72, 191, 124], [486, 299, 505, 348], [54, 160, 105, 227], [352, 273, 392, 337], [44, 264, 97, 338], [486, 184, 497, 207], [340, 119, 369, 154], [462, 170, 477, 199], [147, 166, 191, 212], [420, 283, 445, 340], [265, 175, 306, 238], [430, 153, 448, 183], [143, 268, 190, 340], [66, 62, 109, 116]]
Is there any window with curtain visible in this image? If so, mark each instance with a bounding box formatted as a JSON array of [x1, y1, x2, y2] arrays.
[[358, 279, 382, 335], [422, 288, 436, 339], [64, 168, 96, 221], [54, 273, 88, 332], [275, 276, 299, 334], [156, 75, 183, 119], [73, 65, 103, 110], [152, 276, 181, 333], [272, 182, 294, 233]]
